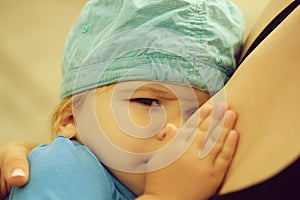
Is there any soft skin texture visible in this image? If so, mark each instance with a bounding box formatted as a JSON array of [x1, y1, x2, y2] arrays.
[[7, 100, 238, 200], [0, 0, 244, 198], [74, 82, 237, 197], [2, 81, 239, 199], [136, 110, 238, 200], [0, 140, 37, 199], [2, 0, 300, 199]]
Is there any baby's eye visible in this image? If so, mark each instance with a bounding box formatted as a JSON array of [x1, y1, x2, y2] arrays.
[[130, 98, 161, 107]]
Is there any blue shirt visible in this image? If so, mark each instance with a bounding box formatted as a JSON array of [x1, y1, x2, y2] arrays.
[[8, 136, 136, 200]]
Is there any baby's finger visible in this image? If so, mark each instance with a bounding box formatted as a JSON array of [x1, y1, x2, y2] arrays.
[[192, 104, 212, 130], [198, 104, 212, 122], [212, 110, 237, 147], [209, 103, 227, 132], [176, 104, 212, 143], [194, 104, 227, 147], [213, 130, 239, 169], [197, 105, 213, 133], [199, 110, 236, 159]]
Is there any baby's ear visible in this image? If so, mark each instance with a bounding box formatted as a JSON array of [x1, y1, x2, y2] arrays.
[[59, 108, 74, 127], [58, 124, 77, 139], [56, 108, 77, 139]]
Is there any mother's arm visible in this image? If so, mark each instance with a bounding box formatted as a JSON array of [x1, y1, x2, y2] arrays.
[[215, 0, 300, 193]]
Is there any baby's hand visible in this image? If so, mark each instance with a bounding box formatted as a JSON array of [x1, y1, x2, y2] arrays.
[[137, 104, 238, 200], [0, 140, 37, 200]]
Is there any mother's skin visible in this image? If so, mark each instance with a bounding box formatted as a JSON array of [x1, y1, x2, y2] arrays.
[[218, 0, 300, 193]]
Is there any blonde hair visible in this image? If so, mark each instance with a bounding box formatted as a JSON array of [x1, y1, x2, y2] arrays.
[[49, 84, 115, 139], [49, 96, 72, 139]]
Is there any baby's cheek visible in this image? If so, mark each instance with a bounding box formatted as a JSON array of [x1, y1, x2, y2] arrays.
[[128, 105, 152, 127]]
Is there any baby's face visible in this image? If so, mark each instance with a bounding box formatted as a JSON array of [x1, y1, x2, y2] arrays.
[[91, 81, 209, 195], [94, 81, 209, 153]]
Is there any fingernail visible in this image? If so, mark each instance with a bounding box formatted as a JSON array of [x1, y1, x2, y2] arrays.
[[11, 168, 26, 177], [228, 130, 238, 141]]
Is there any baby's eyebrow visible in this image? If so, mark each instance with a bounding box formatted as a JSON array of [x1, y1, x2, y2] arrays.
[[115, 82, 200, 102], [140, 85, 172, 93], [133, 85, 177, 99]]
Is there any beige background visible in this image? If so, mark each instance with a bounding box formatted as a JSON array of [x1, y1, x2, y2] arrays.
[[0, 0, 270, 145]]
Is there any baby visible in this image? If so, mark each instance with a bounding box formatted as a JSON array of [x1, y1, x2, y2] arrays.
[[6, 0, 244, 199]]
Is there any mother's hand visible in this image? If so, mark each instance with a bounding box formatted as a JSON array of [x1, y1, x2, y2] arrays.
[[0, 140, 37, 199]]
